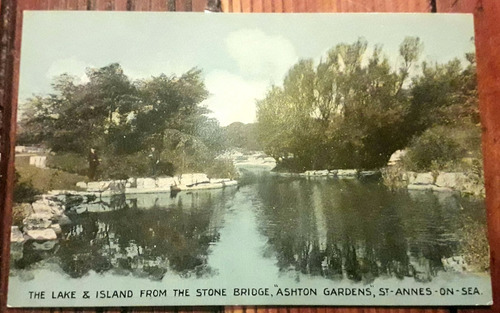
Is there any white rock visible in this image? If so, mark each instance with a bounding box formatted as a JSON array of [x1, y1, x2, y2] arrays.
[[179, 173, 209, 186], [388, 149, 407, 166], [210, 178, 230, 184], [315, 170, 329, 176], [223, 180, 238, 187], [32, 240, 58, 251], [51, 224, 62, 234], [23, 213, 53, 230], [11, 226, 25, 243], [87, 181, 111, 191], [25, 228, 57, 241], [435, 172, 466, 189], [337, 169, 358, 177], [408, 184, 433, 191], [413, 172, 434, 185], [76, 181, 87, 189], [137, 178, 156, 189], [432, 185, 454, 193], [406, 171, 418, 184], [156, 177, 177, 188]]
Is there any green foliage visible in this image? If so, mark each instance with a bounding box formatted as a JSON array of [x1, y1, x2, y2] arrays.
[[257, 37, 479, 173], [401, 126, 465, 171], [204, 159, 239, 180], [460, 217, 490, 272], [257, 37, 422, 170], [15, 164, 87, 193], [47, 153, 88, 176], [13, 170, 41, 204], [20, 64, 226, 180], [224, 122, 261, 151]]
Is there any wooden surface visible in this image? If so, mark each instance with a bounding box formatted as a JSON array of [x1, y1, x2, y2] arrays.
[[1, 0, 499, 312]]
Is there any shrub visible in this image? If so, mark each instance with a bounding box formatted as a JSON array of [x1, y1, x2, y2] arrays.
[[47, 153, 88, 176], [13, 169, 40, 204], [100, 152, 150, 180], [205, 159, 238, 179], [460, 218, 490, 272], [401, 126, 465, 171]]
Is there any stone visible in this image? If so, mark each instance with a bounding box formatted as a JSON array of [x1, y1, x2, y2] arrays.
[[137, 178, 156, 189], [156, 177, 177, 188], [25, 228, 57, 241], [10, 242, 23, 262], [76, 181, 87, 189], [337, 169, 358, 177], [32, 199, 64, 217], [431, 185, 454, 193], [210, 178, 230, 184], [11, 226, 25, 243], [32, 240, 58, 251], [13, 203, 33, 218], [314, 170, 329, 176], [23, 213, 53, 230], [51, 224, 62, 234], [179, 173, 209, 186], [442, 256, 469, 272], [87, 181, 111, 192], [435, 172, 467, 189], [108, 180, 126, 193], [388, 149, 407, 166], [359, 170, 381, 179], [58, 214, 72, 225], [413, 172, 434, 185], [407, 184, 433, 191]]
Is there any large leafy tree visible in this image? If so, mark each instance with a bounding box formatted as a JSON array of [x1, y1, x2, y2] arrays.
[[257, 37, 423, 170], [19, 64, 225, 178]]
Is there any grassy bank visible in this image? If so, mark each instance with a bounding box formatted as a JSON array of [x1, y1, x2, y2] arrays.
[[16, 164, 87, 195]]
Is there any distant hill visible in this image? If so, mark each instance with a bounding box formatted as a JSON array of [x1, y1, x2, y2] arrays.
[[224, 122, 262, 151]]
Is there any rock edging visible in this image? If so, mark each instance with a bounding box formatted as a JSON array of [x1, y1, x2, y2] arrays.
[[382, 167, 485, 197]]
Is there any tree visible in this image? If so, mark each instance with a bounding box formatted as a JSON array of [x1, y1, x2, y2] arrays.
[[257, 37, 423, 170], [19, 63, 228, 179]]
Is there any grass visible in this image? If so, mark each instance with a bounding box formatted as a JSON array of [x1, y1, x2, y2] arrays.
[[16, 164, 87, 193]]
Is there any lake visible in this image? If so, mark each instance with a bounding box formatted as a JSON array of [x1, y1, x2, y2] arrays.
[[8, 166, 492, 306]]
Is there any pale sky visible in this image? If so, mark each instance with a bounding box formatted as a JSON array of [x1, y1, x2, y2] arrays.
[[19, 12, 475, 126]]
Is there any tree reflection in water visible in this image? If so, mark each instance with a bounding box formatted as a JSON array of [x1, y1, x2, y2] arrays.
[[254, 176, 485, 283], [14, 189, 234, 280], [12, 175, 486, 284]]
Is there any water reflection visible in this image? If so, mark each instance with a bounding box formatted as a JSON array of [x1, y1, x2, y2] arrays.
[[13, 189, 236, 280], [253, 176, 485, 283], [11, 174, 486, 284]]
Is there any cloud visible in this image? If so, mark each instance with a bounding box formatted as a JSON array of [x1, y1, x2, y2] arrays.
[[226, 29, 298, 83], [122, 53, 194, 81], [202, 70, 268, 126]]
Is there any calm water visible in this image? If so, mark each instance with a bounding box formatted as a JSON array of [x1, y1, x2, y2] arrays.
[[11, 170, 487, 285]]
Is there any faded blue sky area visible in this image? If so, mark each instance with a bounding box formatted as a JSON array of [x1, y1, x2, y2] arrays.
[[19, 12, 475, 125]]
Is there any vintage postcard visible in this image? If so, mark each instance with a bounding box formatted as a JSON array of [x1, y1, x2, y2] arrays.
[[8, 11, 492, 307]]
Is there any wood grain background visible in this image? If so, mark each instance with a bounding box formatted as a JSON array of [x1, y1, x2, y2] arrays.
[[0, 0, 498, 312]]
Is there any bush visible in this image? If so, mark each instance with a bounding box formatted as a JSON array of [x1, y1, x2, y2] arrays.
[[47, 153, 88, 176], [205, 159, 239, 179], [100, 152, 150, 180], [13, 170, 40, 203], [402, 126, 465, 171], [460, 218, 490, 272]]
